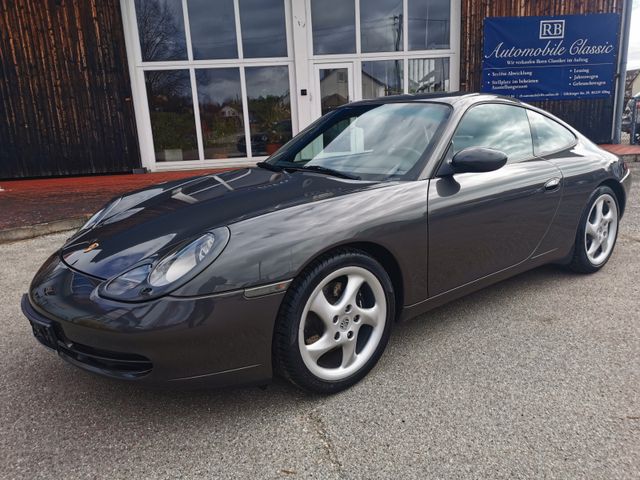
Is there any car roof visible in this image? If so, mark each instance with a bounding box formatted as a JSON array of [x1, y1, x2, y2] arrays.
[[348, 92, 524, 107]]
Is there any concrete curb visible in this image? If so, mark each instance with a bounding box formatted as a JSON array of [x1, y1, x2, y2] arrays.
[[0, 217, 86, 244]]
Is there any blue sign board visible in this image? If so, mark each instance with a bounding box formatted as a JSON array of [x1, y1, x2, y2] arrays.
[[481, 14, 620, 100]]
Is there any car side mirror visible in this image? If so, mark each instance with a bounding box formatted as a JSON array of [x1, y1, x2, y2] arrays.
[[449, 147, 508, 174]]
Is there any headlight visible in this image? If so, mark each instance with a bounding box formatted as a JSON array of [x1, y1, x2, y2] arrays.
[[149, 233, 216, 287], [99, 227, 230, 302]]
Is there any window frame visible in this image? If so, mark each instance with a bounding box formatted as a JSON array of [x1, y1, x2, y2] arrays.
[[305, 0, 459, 99], [450, 102, 537, 164], [431, 101, 540, 178], [121, 0, 298, 170]]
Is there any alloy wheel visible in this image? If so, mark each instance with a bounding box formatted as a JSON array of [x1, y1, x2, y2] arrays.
[[298, 266, 387, 381], [584, 193, 618, 266]]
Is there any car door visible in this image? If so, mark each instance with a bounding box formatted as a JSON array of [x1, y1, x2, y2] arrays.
[[427, 103, 563, 297]]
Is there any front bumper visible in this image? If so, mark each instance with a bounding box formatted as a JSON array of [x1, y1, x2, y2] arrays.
[[23, 253, 285, 388]]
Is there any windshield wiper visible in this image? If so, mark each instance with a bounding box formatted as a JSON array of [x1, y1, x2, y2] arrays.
[[284, 164, 360, 180], [256, 161, 283, 172]]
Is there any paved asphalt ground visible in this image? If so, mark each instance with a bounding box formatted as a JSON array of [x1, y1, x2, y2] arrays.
[[1, 170, 639, 479]]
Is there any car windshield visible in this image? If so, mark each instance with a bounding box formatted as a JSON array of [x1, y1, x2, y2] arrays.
[[267, 102, 450, 181]]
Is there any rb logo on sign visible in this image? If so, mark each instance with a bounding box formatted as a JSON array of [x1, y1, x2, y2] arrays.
[[539, 20, 565, 39]]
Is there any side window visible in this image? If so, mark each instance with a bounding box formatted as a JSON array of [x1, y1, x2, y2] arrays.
[[452, 104, 534, 163], [526, 110, 576, 156]]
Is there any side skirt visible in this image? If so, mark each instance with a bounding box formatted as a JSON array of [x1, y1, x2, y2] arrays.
[[399, 250, 564, 322]]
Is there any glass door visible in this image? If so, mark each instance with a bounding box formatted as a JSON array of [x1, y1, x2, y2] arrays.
[[314, 63, 354, 118]]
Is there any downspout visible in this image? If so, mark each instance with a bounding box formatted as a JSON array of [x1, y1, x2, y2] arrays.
[[612, 0, 633, 143]]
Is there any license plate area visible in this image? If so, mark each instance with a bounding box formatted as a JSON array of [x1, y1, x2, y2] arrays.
[[30, 318, 59, 350]]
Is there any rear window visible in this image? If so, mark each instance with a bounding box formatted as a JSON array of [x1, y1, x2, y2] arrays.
[[526, 110, 576, 156]]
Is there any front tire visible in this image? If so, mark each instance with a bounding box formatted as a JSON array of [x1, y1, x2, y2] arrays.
[[273, 249, 395, 394], [567, 186, 619, 273]]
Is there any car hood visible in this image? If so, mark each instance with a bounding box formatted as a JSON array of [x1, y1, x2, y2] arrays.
[[60, 167, 376, 279]]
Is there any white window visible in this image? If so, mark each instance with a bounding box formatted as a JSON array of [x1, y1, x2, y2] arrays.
[[306, 0, 459, 118], [121, 0, 296, 170]]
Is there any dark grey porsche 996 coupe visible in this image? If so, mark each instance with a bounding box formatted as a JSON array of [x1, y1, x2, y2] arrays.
[[23, 93, 632, 393]]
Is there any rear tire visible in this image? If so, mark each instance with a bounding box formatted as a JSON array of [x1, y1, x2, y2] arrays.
[[273, 249, 395, 394], [567, 186, 619, 273]]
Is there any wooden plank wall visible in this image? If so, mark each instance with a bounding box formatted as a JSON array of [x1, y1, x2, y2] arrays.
[[0, 0, 140, 179], [460, 0, 624, 143]]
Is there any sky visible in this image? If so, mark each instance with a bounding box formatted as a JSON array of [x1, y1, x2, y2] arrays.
[[628, 0, 640, 70]]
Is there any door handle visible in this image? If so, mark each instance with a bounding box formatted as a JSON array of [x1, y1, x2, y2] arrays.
[[544, 178, 561, 191]]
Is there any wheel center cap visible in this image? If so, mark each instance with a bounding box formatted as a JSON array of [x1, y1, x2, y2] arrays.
[[339, 317, 350, 331]]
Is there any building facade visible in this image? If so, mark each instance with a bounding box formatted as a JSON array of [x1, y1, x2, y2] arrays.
[[0, 0, 627, 179], [121, 0, 459, 173]]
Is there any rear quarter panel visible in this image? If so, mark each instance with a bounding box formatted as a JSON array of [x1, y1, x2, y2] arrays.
[[536, 138, 626, 259]]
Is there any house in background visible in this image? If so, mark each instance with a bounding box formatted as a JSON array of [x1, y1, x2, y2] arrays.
[[626, 69, 640, 99], [220, 106, 241, 118], [0, 0, 631, 179]]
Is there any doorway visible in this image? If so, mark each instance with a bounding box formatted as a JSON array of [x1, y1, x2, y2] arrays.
[[314, 63, 355, 118]]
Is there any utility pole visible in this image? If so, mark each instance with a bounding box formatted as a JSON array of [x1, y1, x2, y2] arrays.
[[394, 14, 403, 94], [612, 0, 633, 143]]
